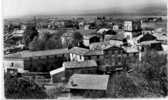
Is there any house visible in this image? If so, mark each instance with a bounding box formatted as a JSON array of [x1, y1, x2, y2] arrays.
[[84, 25, 90, 30], [102, 46, 126, 72], [124, 20, 142, 37], [97, 28, 109, 34], [100, 45, 139, 73], [89, 40, 123, 51], [105, 31, 125, 41], [83, 34, 100, 47], [63, 60, 97, 80], [140, 40, 163, 51], [153, 33, 168, 44], [122, 46, 140, 63], [113, 24, 119, 31], [69, 47, 104, 63], [67, 74, 109, 98], [124, 20, 142, 32], [4, 29, 24, 43], [4, 48, 69, 72], [69, 47, 89, 62], [138, 33, 157, 43], [49, 66, 65, 83], [3, 57, 26, 73], [61, 31, 74, 47]]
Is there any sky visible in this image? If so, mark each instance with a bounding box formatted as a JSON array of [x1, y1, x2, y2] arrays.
[[2, 0, 167, 18]]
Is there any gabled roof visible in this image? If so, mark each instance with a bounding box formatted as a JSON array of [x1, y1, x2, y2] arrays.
[[69, 47, 89, 55], [67, 74, 109, 90], [63, 60, 97, 69], [139, 33, 157, 42]]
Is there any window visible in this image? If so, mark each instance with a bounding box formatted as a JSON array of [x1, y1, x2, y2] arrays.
[[115, 50, 118, 54], [120, 50, 123, 54], [108, 50, 112, 54], [10, 62, 14, 67]]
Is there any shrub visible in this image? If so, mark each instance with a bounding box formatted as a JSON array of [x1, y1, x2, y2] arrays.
[[5, 73, 47, 99]]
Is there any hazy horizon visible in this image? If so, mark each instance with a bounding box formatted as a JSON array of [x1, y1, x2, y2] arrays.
[[3, 0, 167, 18]]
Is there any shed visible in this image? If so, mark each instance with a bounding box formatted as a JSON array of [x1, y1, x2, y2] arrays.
[[67, 74, 109, 98]]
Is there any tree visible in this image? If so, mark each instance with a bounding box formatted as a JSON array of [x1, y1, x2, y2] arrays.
[[28, 36, 45, 51], [5, 73, 47, 99], [29, 32, 63, 51], [72, 32, 83, 46], [107, 72, 140, 98], [142, 50, 167, 81], [135, 50, 167, 96], [23, 25, 38, 48], [44, 38, 62, 50]]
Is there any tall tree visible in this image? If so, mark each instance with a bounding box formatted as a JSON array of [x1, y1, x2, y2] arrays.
[[72, 32, 83, 46], [23, 25, 38, 48]]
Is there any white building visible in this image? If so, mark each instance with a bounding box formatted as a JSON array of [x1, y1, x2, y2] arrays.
[[3, 58, 25, 73], [69, 47, 89, 62]]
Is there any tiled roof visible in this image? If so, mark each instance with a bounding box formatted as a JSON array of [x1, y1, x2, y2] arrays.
[[69, 47, 89, 55], [63, 60, 97, 69], [67, 74, 109, 90], [89, 40, 122, 51], [122, 46, 139, 53], [84, 50, 104, 56], [89, 41, 112, 51], [4, 48, 69, 58]]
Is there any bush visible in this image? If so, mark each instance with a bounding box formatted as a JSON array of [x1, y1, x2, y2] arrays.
[[107, 73, 140, 98], [5, 73, 47, 99]]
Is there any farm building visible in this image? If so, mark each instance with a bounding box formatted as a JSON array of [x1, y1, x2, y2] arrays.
[[63, 60, 97, 80], [67, 74, 109, 98], [4, 48, 69, 72]]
